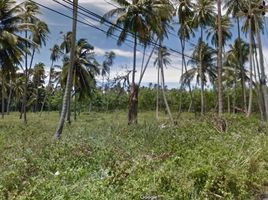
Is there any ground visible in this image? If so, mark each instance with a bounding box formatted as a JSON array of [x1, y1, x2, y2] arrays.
[[1, 111, 268, 199]]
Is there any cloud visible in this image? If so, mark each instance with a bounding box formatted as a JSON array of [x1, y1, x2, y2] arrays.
[[94, 47, 141, 58]]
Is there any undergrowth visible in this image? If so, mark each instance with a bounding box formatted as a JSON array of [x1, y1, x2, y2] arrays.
[[1, 112, 268, 199]]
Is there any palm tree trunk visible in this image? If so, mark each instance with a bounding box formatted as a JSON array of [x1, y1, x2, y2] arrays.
[[247, 14, 253, 117], [227, 93, 230, 114], [156, 64, 160, 121], [217, 0, 223, 115], [200, 28, 204, 115], [54, 0, 78, 139], [182, 46, 193, 112], [22, 31, 28, 124], [178, 38, 185, 115], [74, 89, 77, 121], [253, 50, 264, 120], [7, 85, 12, 115], [2, 71, 5, 119], [29, 48, 36, 71], [159, 41, 174, 124], [255, 19, 268, 121], [237, 17, 247, 111], [128, 30, 138, 124]]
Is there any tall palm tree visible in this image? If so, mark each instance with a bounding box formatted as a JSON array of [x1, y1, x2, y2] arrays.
[[32, 62, 46, 111], [40, 44, 62, 115], [29, 21, 50, 69], [0, 0, 27, 118], [54, 0, 78, 139], [224, 0, 247, 111], [103, 0, 173, 124], [239, 0, 267, 117], [192, 0, 215, 115], [182, 40, 217, 114], [154, 46, 173, 122], [61, 39, 100, 120], [176, 0, 195, 114], [206, 13, 232, 114], [192, 0, 215, 41], [223, 39, 250, 112], [20, 0, 42, 123]]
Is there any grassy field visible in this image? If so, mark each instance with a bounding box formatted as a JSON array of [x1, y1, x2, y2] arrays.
[[1, 111, 268, 199]]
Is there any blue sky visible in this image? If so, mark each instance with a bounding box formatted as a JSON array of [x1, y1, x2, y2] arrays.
[[23, 0, 268, 88]]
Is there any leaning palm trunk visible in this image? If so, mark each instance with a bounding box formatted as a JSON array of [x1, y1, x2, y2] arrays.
[[247, 17, 253, 117], [128, 31, 138, 125], [160, 62, 174, 124], [255, 18, 268, 121], [159, 41, 174, 124], [54, 0, 78, 139], [178, 38, 185, 115]]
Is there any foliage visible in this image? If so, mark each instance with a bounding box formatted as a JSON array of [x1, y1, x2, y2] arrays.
[[1, 112, 268, 199]]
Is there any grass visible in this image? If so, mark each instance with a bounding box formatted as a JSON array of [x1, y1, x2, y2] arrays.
[[1, 111, 268, 199]]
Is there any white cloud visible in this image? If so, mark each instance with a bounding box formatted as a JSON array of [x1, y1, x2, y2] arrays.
[[94, 47, 141, 58]]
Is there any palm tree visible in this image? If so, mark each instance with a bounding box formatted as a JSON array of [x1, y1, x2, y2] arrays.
[[206, 13, 232, 114], [29, 21, 50, 69], [103, 0, 173, 124], [0, 0, 27, 118], [192, 0, 215, 115], [20, 0, 42, 123], [192, 0, 215, 41], [32, 62, 46, 111], [61, 39, 100, 120], [54, 0, 78, 139], [223, 39, 250, 112], [224, 0, 247, 111], [40, 44, 62, 115], [182, 40, 217, 114], [239, 0, 267, 117], [154, 46, 173, 122], [176, 0, 195, 114]]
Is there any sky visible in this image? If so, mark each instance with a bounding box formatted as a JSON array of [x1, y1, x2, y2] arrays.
[[21, 0, 268, 88]]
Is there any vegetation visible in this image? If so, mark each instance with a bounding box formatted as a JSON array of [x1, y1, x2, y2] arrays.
[[1, 0, 268, 198], [1, 112, 268, 199]]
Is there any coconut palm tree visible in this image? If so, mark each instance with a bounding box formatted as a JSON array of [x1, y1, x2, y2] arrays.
[[223, 39, 250, 112], [206, 13, 232, 114], [192, 0, 215, 115], [20, 0, 43, 123], [224, 0, 247, 111], [40, 44, 62, 115], [54, 0, 78, 139], [154, 46, 173, 122], [29, 21, 50, 69], [182, 40, 217, 114], [32, 62, 46, 112], [103, 0, 173, 124], [0, 0, 28, 118], [192, 0, 216, 41], [238, 0, 267, 118], [176, 0, 195, 114], [61, 39, 100, 120]]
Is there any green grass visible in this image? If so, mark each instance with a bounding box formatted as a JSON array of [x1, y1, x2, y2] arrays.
[[1, 111, 268, 199]]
